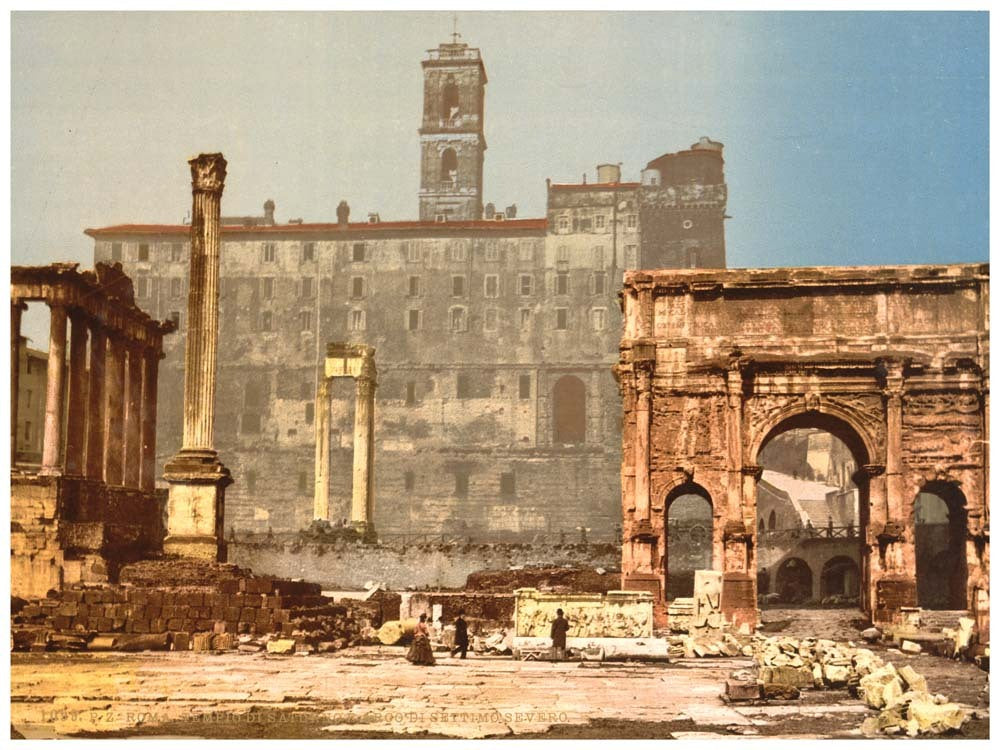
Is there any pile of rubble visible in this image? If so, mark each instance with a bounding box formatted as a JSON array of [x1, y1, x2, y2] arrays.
[[464, 566, 616, 594], [746, 635, 969, 736], [667, 630, 754, 659], [11, 557, 376, 655]]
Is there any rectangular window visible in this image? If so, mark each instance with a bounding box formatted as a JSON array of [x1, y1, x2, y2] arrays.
[[136, 278, 149, 298], [305, 402, 315, 424], [407, 309, 421, 331], [25, 390, 32, 409], [302, 242, 315, 262], [484, 274, 499, 298], [519, 309, 532, 330], [241, 413, 261, 434], [450, 243, 468, 262], [170, 278, 182, 298], [261, 277, 274, 299], [595, 215, 606, 230], [406, 241, 420, 263], [169, 311, 181, 327], [111, 242, 122, 262], [299, 310, 312, 331], [246, 470, 257, 494], [557, 245, 569, 263], [405, 381, 416, 406], [300, 381, 311, 399], [485, 241, 500, 261], [137, 243, 150, 262], [301, 277, 314, 298], [352, 243, 366, 262], [298, 472, 308, 493], [456, 373, 471, 398], [351, 277, 365, 299], [404, 471, 415, 491], [625, 245, 638, 267], [593, 272, 606, 295], [450, 307, 467, 332], [518, 374, 531, 399], [579, 218, 592, 231], [263, 243, 276, 262], [170, 243, 183, 262], [593, 246, 605, 268], [349, 309, 366, 331], [452, 275, 465, 297], [688, 249, 699, 268], [408, 276, 421, 297], [500, 472, 516, 497], [592, 308, 607, 331], [557, 216, 569, 232], [626, 214, 637, 230], [23, 421, 30, 442], [556, 308, 568, 330], [518, 242, 534, 262], [519, 275, 533, 296], [261, 311, 272, 331], [484, 308, 498, 332], [556, 272, 569, 295], [454, 472, 469, 497]]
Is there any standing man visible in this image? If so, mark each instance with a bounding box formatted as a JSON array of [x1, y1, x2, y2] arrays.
[[451, 610, 469, 659], [551, 608, 570, 661]]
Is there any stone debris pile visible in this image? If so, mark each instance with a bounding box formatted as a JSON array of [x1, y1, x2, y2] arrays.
[[11, 557, 375, 654], [667, 631, 753, 659], [748, 635, 969, 737]]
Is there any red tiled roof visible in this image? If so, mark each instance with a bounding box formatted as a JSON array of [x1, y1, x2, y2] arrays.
[[84, 218, 548, 237], [548, 182, 640, 191]]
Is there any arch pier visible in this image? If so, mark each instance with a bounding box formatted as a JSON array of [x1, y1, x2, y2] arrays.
[[616, 264, 989, 631]]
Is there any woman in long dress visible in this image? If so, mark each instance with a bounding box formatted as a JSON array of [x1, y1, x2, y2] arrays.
[[406, 613, 436, 666]]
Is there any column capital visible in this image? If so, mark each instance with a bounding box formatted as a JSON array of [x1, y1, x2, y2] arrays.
[[189, 153, 227, 194]]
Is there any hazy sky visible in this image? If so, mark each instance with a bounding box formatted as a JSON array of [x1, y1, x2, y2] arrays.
[[11, 11, 989, 345]]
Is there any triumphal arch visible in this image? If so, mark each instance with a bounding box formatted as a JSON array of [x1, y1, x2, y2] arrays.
[[616, 264, 988, 630]]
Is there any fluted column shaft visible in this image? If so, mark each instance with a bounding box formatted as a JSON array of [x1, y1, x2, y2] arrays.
[[351, 376, 376, 533], [85, 323, 107, 480], [181, 163, 225, 451], [40, 304, 68, 474], [11, 300, 25, 464], [313, 378, 331, 520], [64, 311, 89, 476], [633, 369, 651, 521], [123, 344, 143, 488], [140, 349, 160, 491], [104, 333, 126, 486]]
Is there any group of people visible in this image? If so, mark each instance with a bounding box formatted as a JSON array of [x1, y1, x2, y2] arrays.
[[405, 608, 570, 666]]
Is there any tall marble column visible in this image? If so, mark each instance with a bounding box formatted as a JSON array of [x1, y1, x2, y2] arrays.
[[123, 344, 143, 488], [140, 348, 160, 491], [163, 153, 232, 561], [84, 323, 107, 481], [103, 333, 126, 486], [351, 372, 376, 540], [633, 367, 652, 521], [63, 311, 89, 476], [11, 300, 26, 465], [313, 377, 331, 520], [40, 304, 68, 475]]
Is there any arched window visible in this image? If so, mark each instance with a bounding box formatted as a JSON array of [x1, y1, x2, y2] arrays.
[[440, 148, 458, 183], [552, 375, 586, 444], [915, 482, 968, 610], [767, 510, 777, 530], [442, 80, 460, 121]]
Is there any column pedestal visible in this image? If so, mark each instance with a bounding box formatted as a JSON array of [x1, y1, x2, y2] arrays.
[[163, 450, 232, 561]]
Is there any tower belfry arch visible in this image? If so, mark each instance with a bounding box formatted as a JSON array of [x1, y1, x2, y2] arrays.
[[313, 343, 377, 541]]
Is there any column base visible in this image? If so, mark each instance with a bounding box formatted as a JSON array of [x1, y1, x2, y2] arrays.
[[163, 449, 232, 563], [351, 520, 378, 544]]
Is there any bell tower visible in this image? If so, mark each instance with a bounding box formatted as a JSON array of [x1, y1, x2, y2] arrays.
[[418, 34, 487, 221]]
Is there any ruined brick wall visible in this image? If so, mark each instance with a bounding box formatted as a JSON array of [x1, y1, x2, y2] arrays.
[[228, 540, 619, 590], [619, 264, 989, 626]]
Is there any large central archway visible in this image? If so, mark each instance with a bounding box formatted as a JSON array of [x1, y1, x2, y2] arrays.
[[753, 411, 870, 611]]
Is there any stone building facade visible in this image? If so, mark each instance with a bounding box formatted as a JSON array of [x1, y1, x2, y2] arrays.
[[14, 342, 47, 465], [84, 37, 728, 541], [617, 264, 989, 629]]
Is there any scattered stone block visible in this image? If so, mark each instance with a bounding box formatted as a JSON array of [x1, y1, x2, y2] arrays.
[[172, 632, 190, 651], [901, 640, 922, 654], [192, 633, 214, 652], [860, 627, 881, 643], [725, 680, 760, 701], [266, 638, 296, 655], [897, 664, 927, 693], [762, 683, 800, 700]]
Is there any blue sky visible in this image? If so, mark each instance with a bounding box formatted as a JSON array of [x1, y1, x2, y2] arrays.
[[11, 11, 989, 343]]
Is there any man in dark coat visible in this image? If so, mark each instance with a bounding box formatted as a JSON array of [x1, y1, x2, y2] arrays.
[[451, 610, 469, 659], [551, 608, 570, 661]]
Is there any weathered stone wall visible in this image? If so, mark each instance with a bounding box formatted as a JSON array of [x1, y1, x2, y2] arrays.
[[618, 264, 989, 627], [228, 540, 619, 590]]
